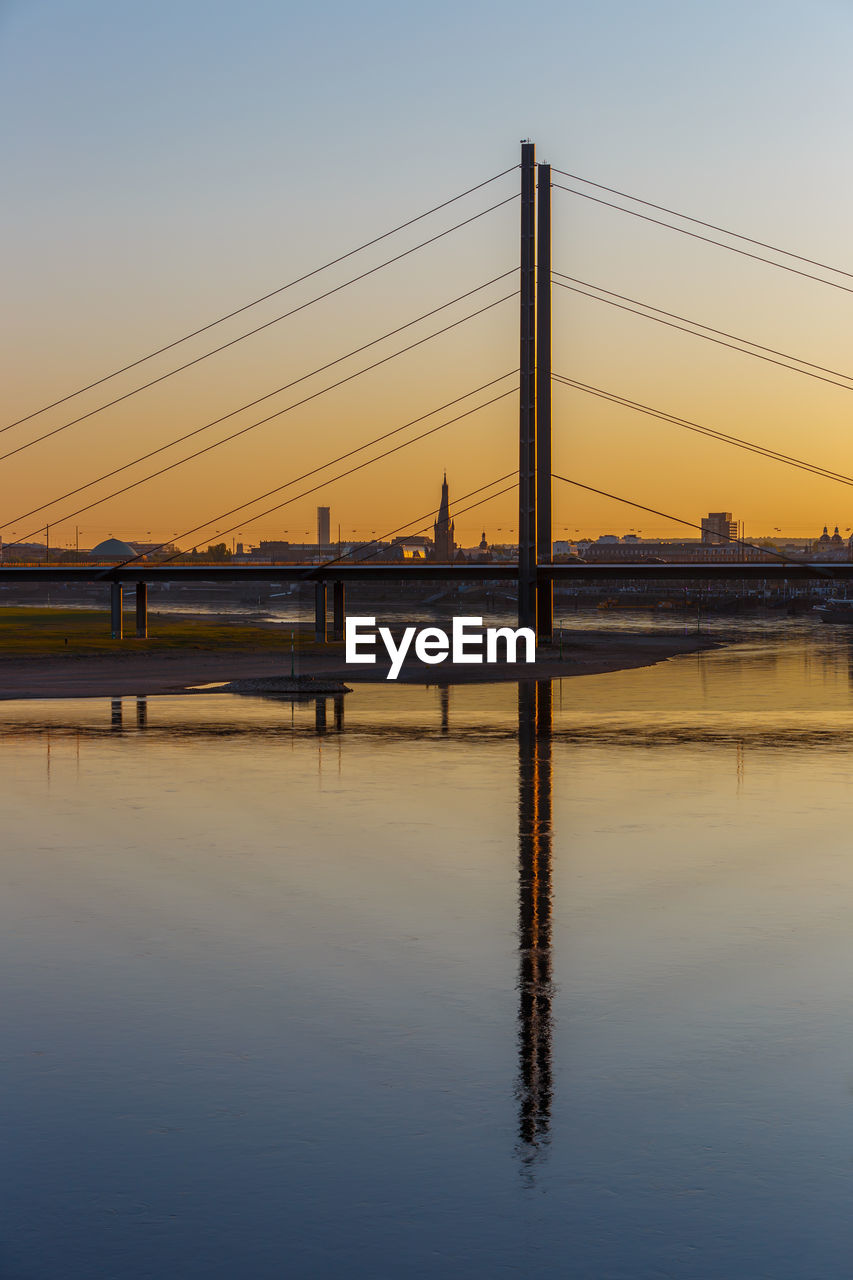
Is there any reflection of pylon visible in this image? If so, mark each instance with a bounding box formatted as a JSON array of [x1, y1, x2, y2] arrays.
[[736, 740, 745, 789], [516, 681, 554, 1158], [439, 685, 450, 734]]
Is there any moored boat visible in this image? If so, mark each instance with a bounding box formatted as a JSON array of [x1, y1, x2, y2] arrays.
[[815, 597, 853, 623]]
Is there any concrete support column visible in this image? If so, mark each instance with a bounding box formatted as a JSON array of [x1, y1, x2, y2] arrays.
[[314, 698, 327, 733], [110, 583, 123, 640], [332, 580, 346, 641], [333, 693, 345, 732], [314, 582, 327, 643], [135, 581, 148, 638]]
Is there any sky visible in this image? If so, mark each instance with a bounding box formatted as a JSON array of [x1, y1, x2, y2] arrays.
[[3, 0, 853, 548]]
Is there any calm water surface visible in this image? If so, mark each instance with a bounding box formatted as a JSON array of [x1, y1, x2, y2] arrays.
[[4, 622, 853, 1278]]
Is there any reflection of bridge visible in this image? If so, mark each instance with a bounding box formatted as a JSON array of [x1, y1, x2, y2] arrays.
[[108, 681, 555, 1162]]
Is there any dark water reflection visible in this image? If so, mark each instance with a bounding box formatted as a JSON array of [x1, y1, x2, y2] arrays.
[[517, 682, 553, 1162], [6, 630, 853, 1275]]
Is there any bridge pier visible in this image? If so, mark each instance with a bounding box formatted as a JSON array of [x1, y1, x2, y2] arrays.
[[332, 580, 345, 641], [110, 583, 123, 639], [135, 581, 148, 638], [314, 582, 327, 642], [314, 697, 327, 733]]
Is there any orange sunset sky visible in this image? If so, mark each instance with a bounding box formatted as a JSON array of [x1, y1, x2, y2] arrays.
[[3, 0, 853, 550]]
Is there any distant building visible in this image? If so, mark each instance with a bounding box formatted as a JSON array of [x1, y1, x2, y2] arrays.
[[580, 535, 778, 564], [0, 541, 47, 563], [317, 506, 331, 549], [813, 524, 850, 559], [815, 524, 843, 548], [701, 512, 738, 545], [127, 541, 179, 559], [432, 473, 456, 562], [467, 530, 494, 563], [90, 537, 138, 560], [249, 539, 406, 564], [255, 540, 291, 560], [391, 534, 432, 559]]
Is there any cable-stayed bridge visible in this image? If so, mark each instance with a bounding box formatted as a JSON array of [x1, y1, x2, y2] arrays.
[[5, 140, 853, 642]]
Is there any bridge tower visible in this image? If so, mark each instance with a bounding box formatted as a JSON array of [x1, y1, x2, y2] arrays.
[[536, 163, 553, 643], [517, 141, 537, 632], [518, 144, 553, 641]]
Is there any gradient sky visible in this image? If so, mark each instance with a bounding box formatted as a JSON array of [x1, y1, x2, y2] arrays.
[[3, 0, 853, 548]]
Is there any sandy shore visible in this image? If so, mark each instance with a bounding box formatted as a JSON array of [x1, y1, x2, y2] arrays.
[[0, 631, 721, 699]]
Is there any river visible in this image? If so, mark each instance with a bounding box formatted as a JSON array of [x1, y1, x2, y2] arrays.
[[2, 618, 853, 1277]]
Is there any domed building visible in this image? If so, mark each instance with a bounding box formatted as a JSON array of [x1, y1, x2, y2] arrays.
[[90, 537, 138, 560], [815, 525, 845, 552]]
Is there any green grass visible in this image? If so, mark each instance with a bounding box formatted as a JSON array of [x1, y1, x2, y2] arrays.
[[0, 608, 333, 657]]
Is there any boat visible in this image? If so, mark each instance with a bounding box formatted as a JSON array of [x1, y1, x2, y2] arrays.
[[815, 596, 853, 623]]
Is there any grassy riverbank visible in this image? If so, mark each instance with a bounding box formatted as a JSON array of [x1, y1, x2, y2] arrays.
[[0, 607, 310, 657]]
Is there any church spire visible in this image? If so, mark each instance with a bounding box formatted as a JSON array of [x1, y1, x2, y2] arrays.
[[433, 473, 455, 562]]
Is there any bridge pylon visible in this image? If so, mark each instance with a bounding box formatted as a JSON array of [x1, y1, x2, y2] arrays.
[[517, 141, 537, 633], [536, 162, 553, 643], [517, 144, 552, 642]]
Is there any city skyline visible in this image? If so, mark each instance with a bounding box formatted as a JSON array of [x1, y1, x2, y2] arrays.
[[9, 499, 853, 559]]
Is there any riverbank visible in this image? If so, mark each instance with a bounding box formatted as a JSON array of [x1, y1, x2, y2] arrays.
[[0, 608, 721, 697]]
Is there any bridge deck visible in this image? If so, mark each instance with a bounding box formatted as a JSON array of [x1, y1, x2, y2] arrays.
[[0, 562, 850, 584]]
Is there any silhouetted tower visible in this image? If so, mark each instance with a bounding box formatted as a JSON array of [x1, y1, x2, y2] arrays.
[[317, 506, 331, 549], [433, 473, 455, 562]]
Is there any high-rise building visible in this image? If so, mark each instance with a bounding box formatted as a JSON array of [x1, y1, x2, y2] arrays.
[[317, 506, 331, 549], [701, 511, 738, 545], [433, 473, 456, 562]]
